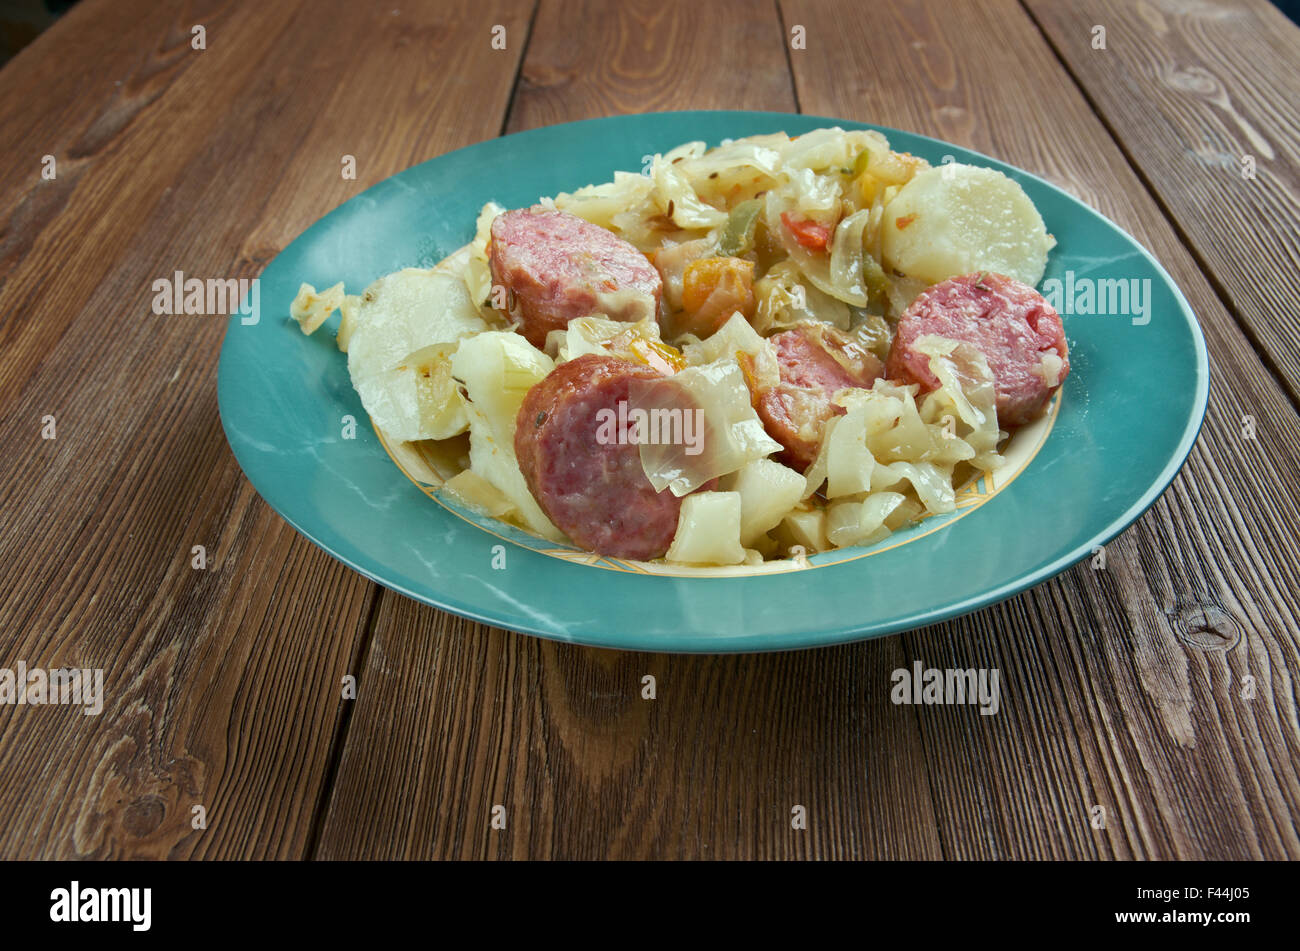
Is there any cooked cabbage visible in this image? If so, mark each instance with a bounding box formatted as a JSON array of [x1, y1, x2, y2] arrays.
[[391, 342, 469, 440], [680, 311, 780, 391], [913, 334, 1004, 468], [677, 136, 785, 202], [449, 332, 563, 541], [553, 172, 655, 231], [765, 190, 867, 307], [652, 154, 728, 230], [441, 469, 517, 519], [634, 360, 782, 497], [290, 281, 345, 335], [551, 315, 661, 362], [802, 344, 1004, 530], [753, 260, 851, 333], [826, 492, 906, 548], [781, 127, 861, 172], [829, 209, 872, 305], [465, 201, 505, 315]]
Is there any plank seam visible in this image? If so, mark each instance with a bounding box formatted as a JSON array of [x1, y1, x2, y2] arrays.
[[774, 0, 803, 114], [498, 0, 542, 137], [303, 579, 385, 859]]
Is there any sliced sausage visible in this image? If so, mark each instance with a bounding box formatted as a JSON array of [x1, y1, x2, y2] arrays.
[[489, 206, 662, 348], [514, 353, 683, 560], [886, 272, 1068, 427], [756, 324, 884, 472]]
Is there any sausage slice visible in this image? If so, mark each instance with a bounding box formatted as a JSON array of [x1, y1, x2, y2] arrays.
[[514, 354, 684, 560], [756, 325, 883, 473], [489, 207, 662, 348], [886, 272, 1068, 426]]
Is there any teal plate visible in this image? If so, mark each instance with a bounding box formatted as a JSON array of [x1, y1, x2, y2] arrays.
[[217, 111, 1208, 653]]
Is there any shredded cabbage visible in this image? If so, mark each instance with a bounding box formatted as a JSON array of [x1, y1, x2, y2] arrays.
[[803, 359, 1000, 525], [633, 361, 782, 497], [914, 335, 1005, 468], [677, 137, 785, 200], [765, 190, 868, 307], [449, 332, 562, 541], [826, 492, 906, 548], [553, 172, 654, 231], [753, 261, 851, 333], [781, 127, 865, 172], [551, 315, 663, 363], [829, 209, 872, 304], [465, 201, 505, 316], [680, 311, 780, 391], [652, 155, 728, 230]]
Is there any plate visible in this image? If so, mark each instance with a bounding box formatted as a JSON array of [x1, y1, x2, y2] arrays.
[[217, 111, 1209, 653]]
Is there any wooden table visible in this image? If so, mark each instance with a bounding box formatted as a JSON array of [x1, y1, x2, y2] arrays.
[[1, 0, 1297, 861]]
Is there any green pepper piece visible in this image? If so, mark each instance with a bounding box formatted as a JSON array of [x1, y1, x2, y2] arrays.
[[852, 148, 872, 178], [718, 199, 765, 257], [862, 254, 889, 313]]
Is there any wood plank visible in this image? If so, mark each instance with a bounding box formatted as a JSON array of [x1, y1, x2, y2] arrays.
[[317, 0, 948, 860], [783, 0, 1300, 858], [0, 0, 530, 858], [504, 0, 797, 132], [1026, 0, 1300, 405]]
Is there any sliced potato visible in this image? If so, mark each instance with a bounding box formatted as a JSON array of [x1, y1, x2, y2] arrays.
[[346, 245, 488, 442], [881, 164, 1053, 287], [775, 505, 829, 554], [726, 458, 806, 547], [665, 491, 746, 565]]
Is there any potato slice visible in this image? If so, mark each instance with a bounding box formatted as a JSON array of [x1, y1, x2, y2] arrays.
[[346, 245, 488, 442], [726, 459, 806, 547], [775, 505, 829, 554], [666, 491, 746, 565], [881, 164, 1053, 287]]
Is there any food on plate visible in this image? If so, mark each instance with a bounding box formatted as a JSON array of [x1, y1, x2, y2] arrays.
[[881, 164, 1054, 287], [489, 206, 662, 347], [886, 272, 1068, 427], [515, 353, 692, 560], [290, 126, 1069, 566], [756, 323, 883, 472]]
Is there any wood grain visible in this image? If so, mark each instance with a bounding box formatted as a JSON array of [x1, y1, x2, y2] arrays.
[[782, 0, 1300, 858], [314, 0, 950, 860], [1, 0, 1296, 863], [0, 0, 532, 858], [316, 0, 1300, 860], [504, 0, 798, 132], [1026, 0, 1300, 407]]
